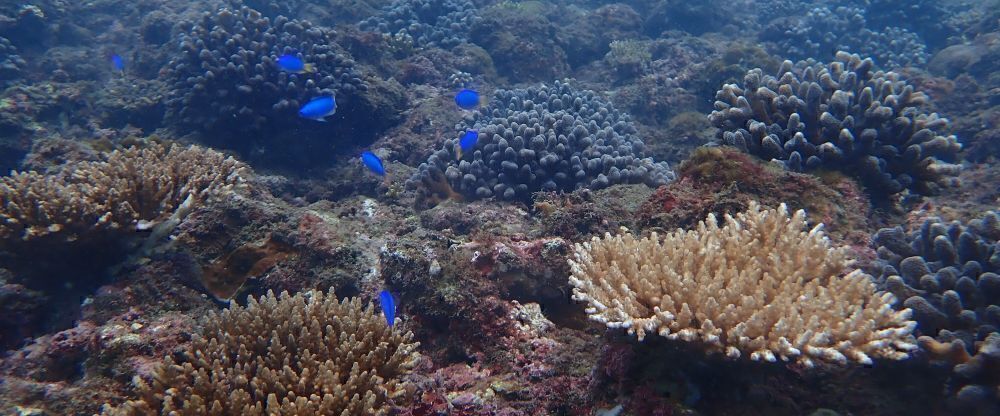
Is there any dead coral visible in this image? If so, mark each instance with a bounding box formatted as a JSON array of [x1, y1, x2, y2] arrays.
[[570, 202, 917, 367], [102, 289, 420, 415]]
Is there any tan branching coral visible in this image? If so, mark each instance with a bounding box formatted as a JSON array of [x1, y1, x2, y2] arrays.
[[0, 143, 248, 245], [103, 289, 421, 415], [569, 202, 917, 367]]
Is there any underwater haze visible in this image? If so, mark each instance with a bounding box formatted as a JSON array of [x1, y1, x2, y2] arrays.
[[1, 0, 999, 414]]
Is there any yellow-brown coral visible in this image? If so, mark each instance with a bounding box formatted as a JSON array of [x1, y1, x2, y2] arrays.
[[0, 143, 248, 245], [568, 202, 916, 367], [102, 289, 421, 415]]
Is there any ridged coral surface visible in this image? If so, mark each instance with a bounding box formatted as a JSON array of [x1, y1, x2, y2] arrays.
[[709, 51, 961, 195], [102, 289, 420, 415], [569, 202, 916, 367]]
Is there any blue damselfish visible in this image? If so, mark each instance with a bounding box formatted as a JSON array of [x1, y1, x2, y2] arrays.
[[298, 95, 337, 121], [361, 151, 385, 176], [379, 290, 396, 327], [457, 129, 479, 159], [277, 54, 314, 73], [455, 89, 481, 110], [110, 54, 124, 72]]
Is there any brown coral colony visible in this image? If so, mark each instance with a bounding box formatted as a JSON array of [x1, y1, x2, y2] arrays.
[[102, 290, 420, 415]]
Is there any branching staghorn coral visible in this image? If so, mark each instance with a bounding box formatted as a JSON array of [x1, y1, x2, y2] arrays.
[[102, 289, 421, 415], [0, 143, 248, 246], [569, 202, 917, 367]]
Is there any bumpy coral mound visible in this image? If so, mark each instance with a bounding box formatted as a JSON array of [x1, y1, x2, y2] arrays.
[[0, 143, 247, 246], [359, 0, 481, 48], [569, 202, 917, 367], [874, 212, 1000, 350], [763, 6, 928, 69], [102, 289, 420, 415], [408, 80, 674, 202], [709, 51, 961, 195], [0, 36, 25, 86], [167, 7, 365, 139]]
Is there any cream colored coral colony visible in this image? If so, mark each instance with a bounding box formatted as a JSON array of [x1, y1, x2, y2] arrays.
[[568, 201, 917, 367]]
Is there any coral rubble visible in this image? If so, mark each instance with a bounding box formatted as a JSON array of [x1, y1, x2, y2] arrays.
[[102, 289, 420, 415], [570, 202, 917, 367], [710, 51, 961, 196]]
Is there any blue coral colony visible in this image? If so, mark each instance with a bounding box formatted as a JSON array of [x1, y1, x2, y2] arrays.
[[2, 1, 999, 415]]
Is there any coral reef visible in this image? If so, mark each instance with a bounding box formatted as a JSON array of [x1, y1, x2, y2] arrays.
[[359, 0, 481, 48], [101, 289, 420, 415], [570, 202, 917, 367], [710, 51, 962, 196], [860, 0, 958, 51], [469, 3, 569, 83], [407, 80, 674, 202], [604, 40, 652, 82]]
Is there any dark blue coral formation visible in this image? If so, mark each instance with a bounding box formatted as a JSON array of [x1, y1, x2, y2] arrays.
[[0, 36, 24, 87], [709, 51, 961, 195], [874, 213, 1000, 410], [407, 80, 674, 201], [166, 7, 366, 136], [359, 0, 481, 48], [875, 213, 1000, 348], [763, 6, 929, 69]]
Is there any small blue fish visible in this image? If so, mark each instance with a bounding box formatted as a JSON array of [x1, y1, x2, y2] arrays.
[[361, 151, 385, 176], [299, 95, 336, 121], [379, 290, 396, 327], [277, 54, 314, 73], [110, 54, 124, 72], [456, 129, 478, 159], [455, 89, 481, 110]]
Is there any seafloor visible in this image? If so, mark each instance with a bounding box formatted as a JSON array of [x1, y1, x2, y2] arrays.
[[0, 0, 999, 415]]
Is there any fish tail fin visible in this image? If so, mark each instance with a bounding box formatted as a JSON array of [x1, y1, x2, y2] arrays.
[[455, 144, 463, 160], [304, 63, 315, 73]]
